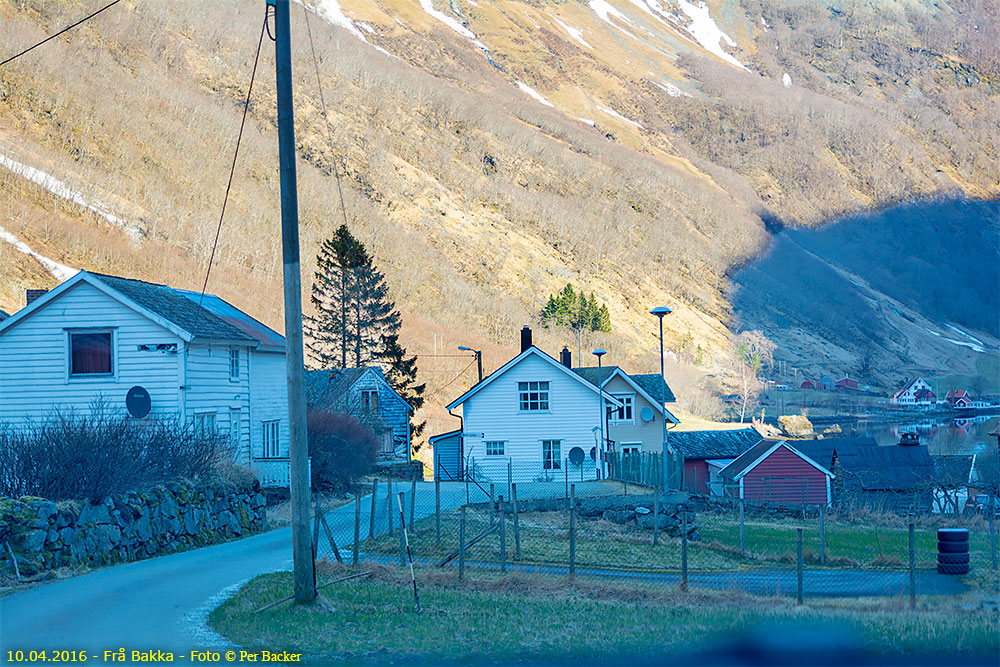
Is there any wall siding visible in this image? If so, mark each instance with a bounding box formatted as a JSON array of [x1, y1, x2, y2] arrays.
[[185, 343, 252, 464], [249, 350, 289, 462], [603, 374, 667, 453], [742, 447, 829, 505], [462, 353, 603, 483], [0, 281, 183, 424], [685, 460, 711, 494]]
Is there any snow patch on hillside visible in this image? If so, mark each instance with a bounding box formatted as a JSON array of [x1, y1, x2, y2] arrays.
[[782, 72, 792, 87], [515, 82, 555, 107], [550, 16, 592, 49], [299, 0, 396, 58], [417, 0, 486, 49], [0, 152, 141, 239], [589, 0, 640, 39], [943, 337, 985, 353], [647, 78, 692, 97], [0, 225, 77, 281], [677, 0, 747, 70], [597, 105, 643, 128], [944, 324, 984, 346]]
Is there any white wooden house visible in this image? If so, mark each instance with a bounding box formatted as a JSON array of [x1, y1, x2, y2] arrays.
[[890, 377, 934, 406], [433, 327, 677, 484], [0, 271, 293, 487]]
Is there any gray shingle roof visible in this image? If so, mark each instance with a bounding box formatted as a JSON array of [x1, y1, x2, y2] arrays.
[[796, 437, 934, 491], [91, 273, 256, 343], [719, 440, 783, 479], [304, 367, 371, 410], [669, 428, 763, 459], [573, 367, 676, 403]]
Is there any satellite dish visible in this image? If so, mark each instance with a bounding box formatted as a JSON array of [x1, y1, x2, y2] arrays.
[[568, 446, 585, 466], [589, 446, 597, 461], [641, 406, 654, 423], [126, 386, 151, 418]]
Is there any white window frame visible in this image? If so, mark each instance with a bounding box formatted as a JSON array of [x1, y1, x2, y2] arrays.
[[229, 407, 241, 451], [194, 412, 217, 438], [542, 439, 561, 470], [66, 328, 116, 380], [485, 440, 506, 457], [229, 347, 240, 381], [518, 381, 550, 412], [262, 419, 281, 458], [620, 442, 641, 454], [607, 394, 634, 424]]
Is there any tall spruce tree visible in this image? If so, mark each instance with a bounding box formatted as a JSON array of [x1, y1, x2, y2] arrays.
[[307, 224, 400, 368], [375, 333, 427, 449], [539, 283, 613, 334]]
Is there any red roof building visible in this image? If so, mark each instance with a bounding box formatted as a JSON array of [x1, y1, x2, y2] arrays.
[[719, 440, 834, 506], [945, 390, 972, 408], [800, 380, 815, 390], [835, 376, 860, 393], [913, 388, 937, 405]]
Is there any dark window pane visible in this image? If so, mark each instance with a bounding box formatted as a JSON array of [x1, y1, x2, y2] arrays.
[[71, 332, 112, 375]]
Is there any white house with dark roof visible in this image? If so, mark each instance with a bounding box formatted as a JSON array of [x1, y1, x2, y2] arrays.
[[433, 327, 677, 484], [0, 271, 293, 486]]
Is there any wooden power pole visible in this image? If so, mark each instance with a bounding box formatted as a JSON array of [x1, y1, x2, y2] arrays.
[[270, 0, 314, 604]]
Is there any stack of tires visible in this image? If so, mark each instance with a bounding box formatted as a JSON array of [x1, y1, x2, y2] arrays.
[[937, 528, 970, 575]]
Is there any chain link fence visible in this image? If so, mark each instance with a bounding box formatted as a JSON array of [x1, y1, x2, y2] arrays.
[[311, 467, 998, 606]]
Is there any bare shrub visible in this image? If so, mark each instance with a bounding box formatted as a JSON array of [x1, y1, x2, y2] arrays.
[[307, 409, 378, 491], [0, 400, 233, 501]]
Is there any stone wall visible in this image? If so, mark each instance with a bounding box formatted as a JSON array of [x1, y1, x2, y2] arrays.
[[0, 481, 266, 576]]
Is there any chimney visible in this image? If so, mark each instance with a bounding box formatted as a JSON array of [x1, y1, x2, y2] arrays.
[[520, 326, 533, 353], [560, 346, 572, 369], [26, 289, 48, 306]]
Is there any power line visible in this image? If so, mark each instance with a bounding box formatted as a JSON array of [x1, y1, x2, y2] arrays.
[[425, 359, 477, 399], [198, 12, 267, 306], [0, 0, 124, 69]]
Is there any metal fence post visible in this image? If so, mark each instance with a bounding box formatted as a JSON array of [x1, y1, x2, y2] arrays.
[[410, 471, 416, 529], [435, 478, 441, 549], [387, 477, 394, 536], [653, 484, 660, 546], [507, 458, 512, 500], [511, 482, 521, 559], [819, 505, 826, 566], [459, 505, 466, 580], [739, 498, 745, 558], [564, 459, 569, 501], [796, 527, 804, 605], [499, 495, 507, 573], [681, 511, 688, 593], [398, 492, 406, 567], [369, 479, 378, 539], [490, 483, 496, 527], [465, 465, 470, 505], [353, 496, 361, 565], [990, 494, 997, 571], [569, 483, 576, 579], [908, 519, 916, 610]]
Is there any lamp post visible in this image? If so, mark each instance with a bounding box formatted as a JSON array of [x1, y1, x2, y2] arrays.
[[650, 306, 671, 491], [457, 346, 483, 383], [593, 348, 607, 480]]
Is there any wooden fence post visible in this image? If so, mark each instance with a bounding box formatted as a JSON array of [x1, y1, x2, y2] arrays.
[[569, 484, 576, 580], [564, 460, 569, 502], [681, 511, 688, 593], [739, 498, 745, 558], [908, 519, 916, 610], [796, 527, 804, 605], [353, 496, 361, 565], [387, 477, 394, 536], [459, 505, 466, 580], [435, 478, 441, 549], [653, 485, 660, 546], [507, 458, 512, 500], [990, 494, 997, 571], [489, 483, 496, 527], [398, 492, 406, 567], [511, 482, 521, 559], [499, 495, 507, 573], [369, 479, 378, 539], [819, 505, 826, 566], [410, 472, 416, 530]]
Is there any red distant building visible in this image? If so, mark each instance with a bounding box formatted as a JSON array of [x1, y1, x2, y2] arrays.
[[720, 440, 834, 506], [835, 376, 860, 393], [800, 380, 815, 390], [913, 388, 937, 406], [945, 390, 973, 408]]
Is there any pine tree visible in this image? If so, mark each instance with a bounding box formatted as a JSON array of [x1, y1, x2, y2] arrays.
[[375, 333, 427, 450], [597, 304, 612, 333], [538, 283, 613, 334]]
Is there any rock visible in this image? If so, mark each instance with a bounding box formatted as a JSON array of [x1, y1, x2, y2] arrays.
[[79, 503, 112, 526], [97, 524, 122, 551], [182, 510, 199, 535], [22, 529, 47, 552], [32, 501, 58, 526], [635, 506, 651, 515], [638, 513, 671, 530]]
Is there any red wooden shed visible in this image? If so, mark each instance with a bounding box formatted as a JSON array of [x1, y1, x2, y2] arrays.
[[800, 380, 815, 390], [719, 440, 834, 506]]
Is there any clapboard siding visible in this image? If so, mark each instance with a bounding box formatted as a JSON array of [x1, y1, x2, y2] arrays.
[[0, 281, 182, 423], [249, 351, 289, 460], [742, 447, 830, 505], [603, 374, 664, 453], [462, 353, 601, 483], [185, 343, 252, 464]]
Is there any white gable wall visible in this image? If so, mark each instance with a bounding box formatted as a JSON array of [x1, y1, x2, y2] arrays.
[[249, 350, 289, 460], [0, 281, 183, 424], [462, 353, 601, 483]]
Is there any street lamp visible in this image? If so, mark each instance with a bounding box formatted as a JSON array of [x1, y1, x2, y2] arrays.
[[593, 348, 607, 480], [650, 306, 672, 490], [458, 345, 483, 383]]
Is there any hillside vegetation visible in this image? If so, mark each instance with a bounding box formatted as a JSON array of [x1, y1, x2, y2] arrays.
[[0, 0, 997, 430]]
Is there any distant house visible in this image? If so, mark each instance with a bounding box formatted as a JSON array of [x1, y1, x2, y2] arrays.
[[818, 376, 833, 391], [913, 388, 937, 407], [432, 327, 677, 484], [670, 428, 763, 495], [0, 271, 292, 487], [718, 440, 834, 506], [800, 380, 815, 390], [834, 376, 860, 393], [945, 390, 973, 409], [890, 377, 933, 406], [304, 367, 412, 463]]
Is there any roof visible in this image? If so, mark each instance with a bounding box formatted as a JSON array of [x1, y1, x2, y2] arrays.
[[446, 346, 616, 411], [429, 429, 461, 443], [796, 437, 934, 491], [892, 377, 926, 399], [719, 440, 833, 481], [174, 289, 284, 350], [305, 367, 412, 412], [668, 428, 763, 459], [991, 423, 1000, 437], [90, 273, 259, 345], [0, 308, 8, 321], [573, 366, 678, 422]]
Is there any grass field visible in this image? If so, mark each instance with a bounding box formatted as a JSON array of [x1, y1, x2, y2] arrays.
[[208, 565, 1000, 665], [362, 506, 997, 573]]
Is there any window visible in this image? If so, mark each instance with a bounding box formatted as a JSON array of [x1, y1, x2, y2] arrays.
[[229, 347, 240, 380], [607, 395, 634, 424], [485, 440, 506, 457], [542, 440, 561, 469], [518, 381, 550, 411], [194, 412, 216, 438], [381, 428, 394, 455], [229, 408, 241, 451], [69, 331, 113, 376], [262, 420, 280, 458], [362, 390, 379, 413]]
